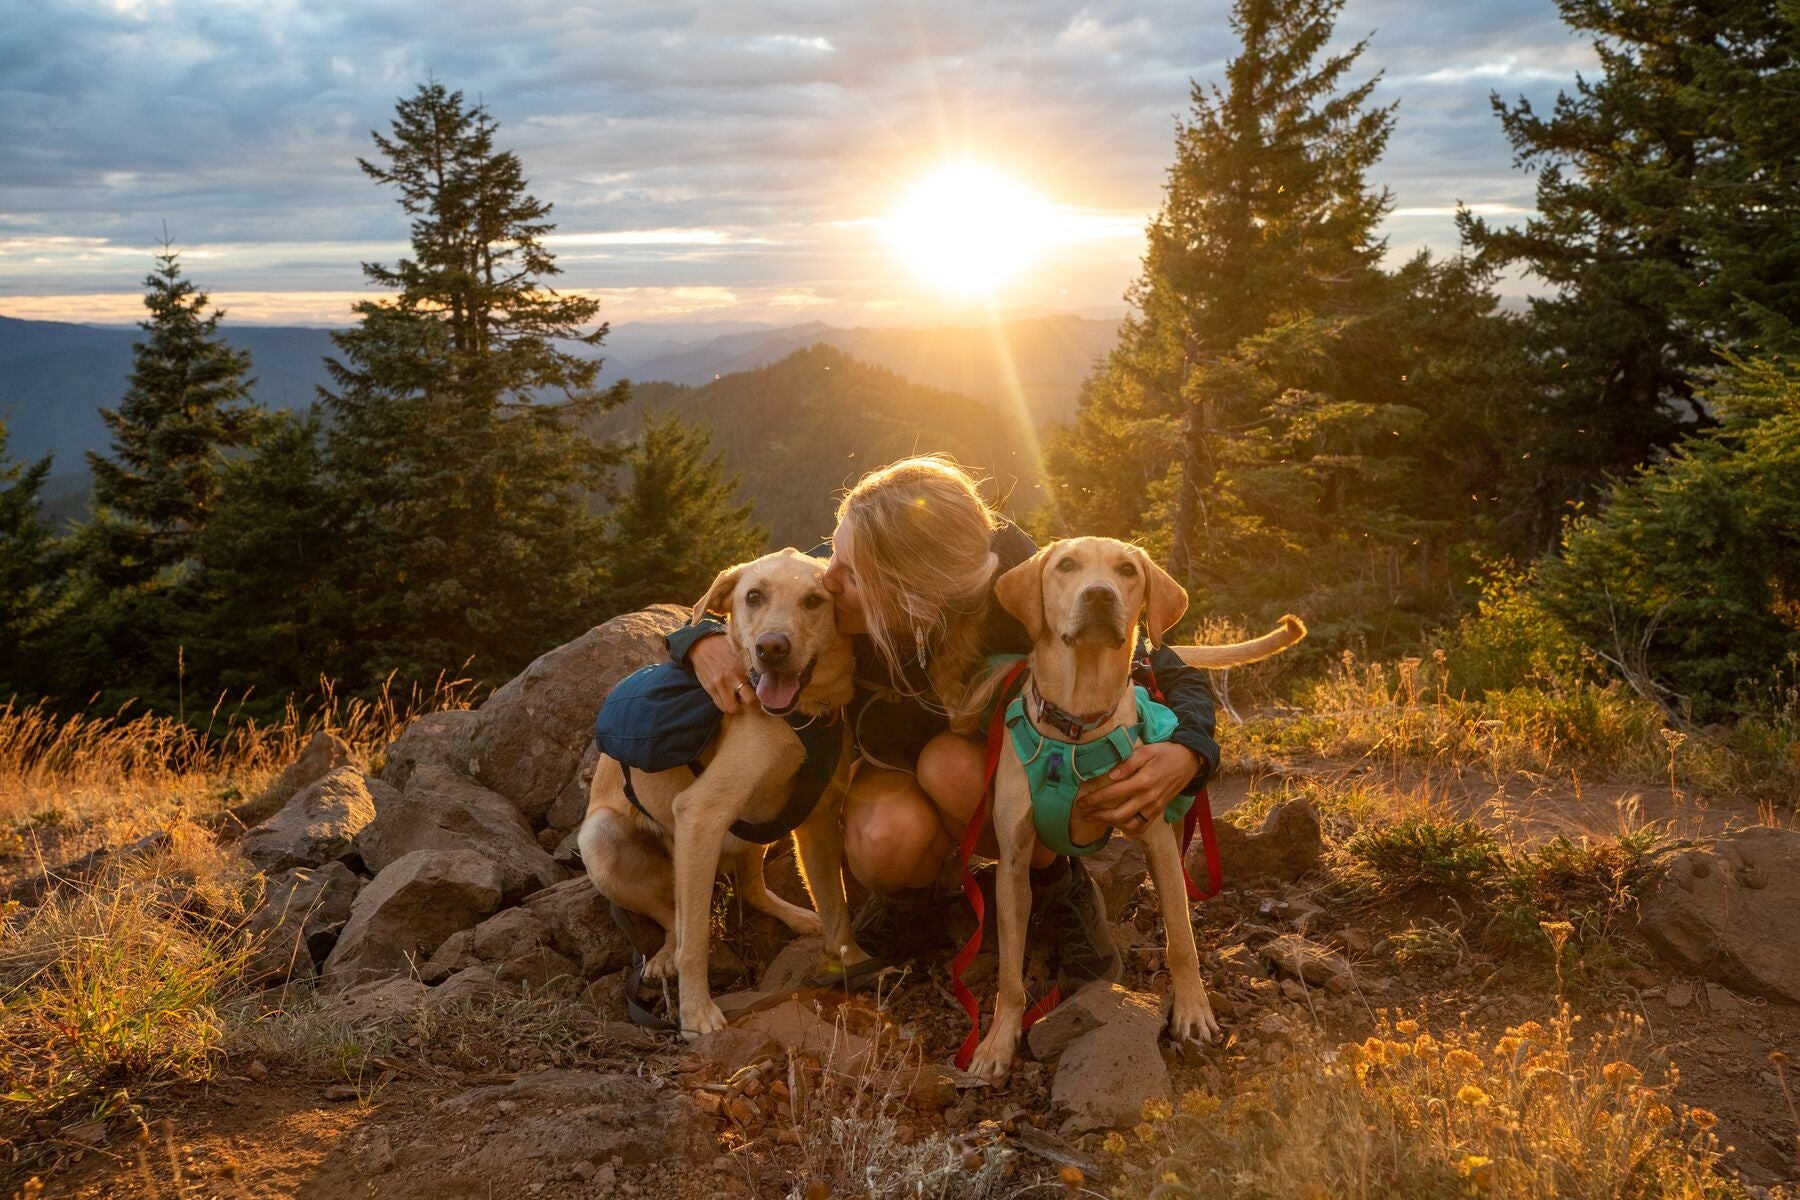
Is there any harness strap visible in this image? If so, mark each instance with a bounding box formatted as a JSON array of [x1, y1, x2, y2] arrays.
[[952, 660, 1061, 1072]]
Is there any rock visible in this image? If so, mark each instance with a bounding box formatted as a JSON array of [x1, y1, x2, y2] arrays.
[[545, 744, 602, 833], [1639, 826, 1800, 1002], [422, 929, 481, 982], [466, 606, 687, 823], [601, 1021, 661, 1051], [365, 1127, 396, 1175], [715, 991, 774, 1021], [734, 999, 872, 1071], [471, 907, 552, 963], [521, 878, 635, 977], [759, 936, 825, 993], [1333, 927, 1373, 957], [240, 766, 388, 873], [1086, 838, 1148, 921], [1206, 800, 1323, 886], [430, 1070, 714, 1171], [321, 977, 427, 1024], [1705, 982, 1740, 1012], [321, 850, 505, 989], [690, 1026, 781, 1075], [1050, 989, 1169, 1134], [239, 731, 355, 826], [1258, 934, 1354, 988], [495, 946, 583, 994], [432, 964, 502, 1009], [551, 828, 584, 871], [380, 709, 478, 791], [245, 861, 363, 981], [1664, 980, 1695, 1009], [356, 763, 562, 903], [1028, 981, 1141, 1061]]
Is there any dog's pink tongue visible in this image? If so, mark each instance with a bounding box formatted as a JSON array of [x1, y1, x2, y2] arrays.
[[755, 672, 801, 711]]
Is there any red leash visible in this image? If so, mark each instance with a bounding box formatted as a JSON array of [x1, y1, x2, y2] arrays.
[[952, 661, 1061, 1071]]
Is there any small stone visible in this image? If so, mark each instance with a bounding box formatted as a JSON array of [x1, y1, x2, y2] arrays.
[[1333, 927, 1372, 956], [62, 1120, 106, 1146], [1665, 980, 1695, 1009], [496, 1099, 519, 1115], [694, 1089, 724, 1116], [365, 1128, 396, 1174], [246, 1059, 269, 1083], [324, 1084, 359, 1101], [1705, 982, 1740, 1011], [1279, 979, 1305, 1001], [713, 1153, 736, 1173], [1625, 968, 1659, 989]]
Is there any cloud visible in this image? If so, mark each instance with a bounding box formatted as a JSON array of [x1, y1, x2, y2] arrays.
[[0, 0, 1592, 324]]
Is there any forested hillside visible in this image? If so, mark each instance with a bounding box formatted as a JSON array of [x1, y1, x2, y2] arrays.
[[597, 344, 1042, 548]]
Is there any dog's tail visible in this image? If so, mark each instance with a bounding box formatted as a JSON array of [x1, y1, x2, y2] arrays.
[[1169, 615, 1307, 668]]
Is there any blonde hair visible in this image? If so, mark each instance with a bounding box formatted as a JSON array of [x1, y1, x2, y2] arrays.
[[836, 455, 1001, 730]]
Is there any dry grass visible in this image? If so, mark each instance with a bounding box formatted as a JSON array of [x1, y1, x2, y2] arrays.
[[1115, 1008, 1748, 1200], [1235, 650, 1800, 803]]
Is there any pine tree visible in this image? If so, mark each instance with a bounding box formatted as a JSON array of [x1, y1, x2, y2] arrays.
[[86, 243, 256, 586], [598, 412, 767, 615], [322, 81, 626, 686], [1459, 0, 1800, 538], [59, 245, 256, 705], [0, 421, 60, 696]]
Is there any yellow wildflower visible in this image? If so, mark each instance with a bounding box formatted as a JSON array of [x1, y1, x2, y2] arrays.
[[1458, 1084, 1492, 1107], [1646, 1103, 1674, 1126], [1134, 1122, 1156, 1144], [1142, 1098, 1173, 1122], [1181, 1089, 1221, 1118], [1444, 1049, 1483, 1072], [1688, 1107, 1718, 1130], [1102, 1132, 1127, 1154], [1601, 1061, 1641, 1086], [1396, 1019, 1420, 1036]]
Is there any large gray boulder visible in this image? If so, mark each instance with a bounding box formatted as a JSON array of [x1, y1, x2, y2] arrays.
[[1049, 985, 1171, 1134], [1639, 826, 1800, 1002], [380, 709, 479, 791], [520, 877, 634, 976], [245, 861, 363, 982], [354, 763, 562, 902], [466, 605, 687, 823], [236, 731, 354, 827], [240, 766, 389, 873], [321, 849, 505, 989]]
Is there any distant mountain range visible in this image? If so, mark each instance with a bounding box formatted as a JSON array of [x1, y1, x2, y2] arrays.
[[0, 310, 1116, 528]]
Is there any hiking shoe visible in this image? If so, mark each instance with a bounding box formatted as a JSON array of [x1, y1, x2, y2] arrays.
[[1030, 858, 1123, 992], [852, 885, 954, 966]]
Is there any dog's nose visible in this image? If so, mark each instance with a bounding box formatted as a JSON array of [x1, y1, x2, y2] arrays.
[[1079, 584, 1119, 610], [755, 632, 791, 663]]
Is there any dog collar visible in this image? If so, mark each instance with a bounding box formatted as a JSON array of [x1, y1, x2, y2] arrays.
[[1028, 680, 1121, 741]]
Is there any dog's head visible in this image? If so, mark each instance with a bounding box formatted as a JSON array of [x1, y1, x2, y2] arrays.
[[693, 548, 845, 716], [995, 536, 1187, 652]]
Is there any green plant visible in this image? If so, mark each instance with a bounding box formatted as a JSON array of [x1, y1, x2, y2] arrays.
[[1342, 816, 1502, 898]]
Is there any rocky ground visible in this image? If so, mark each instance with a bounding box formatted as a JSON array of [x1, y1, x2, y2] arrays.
[[5, 606, 1799, 1199]]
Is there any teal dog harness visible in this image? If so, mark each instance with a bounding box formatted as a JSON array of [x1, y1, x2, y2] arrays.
[[1005, 683, 1196, 857]]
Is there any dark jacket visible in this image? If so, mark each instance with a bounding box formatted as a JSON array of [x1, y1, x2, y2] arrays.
[[665, 523, 1220, 793]]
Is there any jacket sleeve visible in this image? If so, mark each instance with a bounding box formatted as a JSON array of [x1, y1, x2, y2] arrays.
[[666, 618, 726, 670], [1142, 637, 1220, 794]]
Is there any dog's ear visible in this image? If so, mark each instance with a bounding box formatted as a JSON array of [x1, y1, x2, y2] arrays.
[[1134, 546, 1188, 647], [692, 563, 744, 623], [995, 546, 1052, 642]]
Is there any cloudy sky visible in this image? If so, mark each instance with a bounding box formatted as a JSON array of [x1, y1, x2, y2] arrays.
[[0, 0, 1592, 328]]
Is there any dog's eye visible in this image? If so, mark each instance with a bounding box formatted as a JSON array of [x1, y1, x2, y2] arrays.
[[1117, 561, 1138, 577], [803, 593, 827, 609], [1055, 557, 1079, 573], [744, 589, 764, 607]]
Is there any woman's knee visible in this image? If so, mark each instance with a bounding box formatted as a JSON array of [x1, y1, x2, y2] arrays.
[[843, 773, 947, 893], [916, 732, 986, 824]]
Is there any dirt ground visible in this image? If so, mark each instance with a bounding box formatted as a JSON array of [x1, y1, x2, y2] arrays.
[[11, 768, 1800, 1199]]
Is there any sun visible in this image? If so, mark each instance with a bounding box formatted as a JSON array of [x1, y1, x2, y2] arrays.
[[883, 163, 1060, 296]]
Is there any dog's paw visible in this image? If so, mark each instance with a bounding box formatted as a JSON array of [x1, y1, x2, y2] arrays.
[[679, 999, 728, 1041], [1168, 993, 1220, 1045], [779, 907, 824, 937], [966, 1034, 1017, 1082], [642, 945, 677, 982]]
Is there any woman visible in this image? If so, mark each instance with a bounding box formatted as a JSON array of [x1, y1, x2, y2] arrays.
[[666, 456, 1220, 990]]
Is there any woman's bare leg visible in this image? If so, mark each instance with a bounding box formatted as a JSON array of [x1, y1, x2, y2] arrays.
[[841, 765, 953, 894], [916, 731, 1056, 869]]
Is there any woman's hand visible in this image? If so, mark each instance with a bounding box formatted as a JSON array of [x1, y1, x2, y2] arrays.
[[1077, 742, 1201, 836], [690, 633, 756, 714]]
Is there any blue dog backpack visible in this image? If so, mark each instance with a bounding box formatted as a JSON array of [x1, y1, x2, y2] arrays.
[[592, 662, 721, 772]]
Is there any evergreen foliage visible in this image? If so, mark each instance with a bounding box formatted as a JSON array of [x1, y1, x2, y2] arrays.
[[0, 421, 60, 695], [598, 412, 767, 614], [320, 81, 625, 686], [1535, 356, 1800, 718], [1459, 0, 1800, 542]]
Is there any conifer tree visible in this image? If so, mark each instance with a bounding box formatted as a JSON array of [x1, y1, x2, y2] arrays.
[[86, 243, 256, 586], [322, 81, 625, 685], [1459, 0, 1800, 536], [598, 412, 767, 615], [0, 421, 60, 696]]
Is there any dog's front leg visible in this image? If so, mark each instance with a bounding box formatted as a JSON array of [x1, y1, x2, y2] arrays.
[[670, 788, 737, 1039], [968, 760, 1035, 1081], [1141, 818, 1218, 1044], [793, 789, 868, 971]]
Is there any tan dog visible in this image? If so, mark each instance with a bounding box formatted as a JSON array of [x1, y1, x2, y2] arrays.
[[966, 536, 1305, 1080], [578, 549, 870, 1038]]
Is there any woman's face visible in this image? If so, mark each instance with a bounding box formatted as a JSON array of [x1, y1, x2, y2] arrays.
[[821, 519, 868, 635]]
